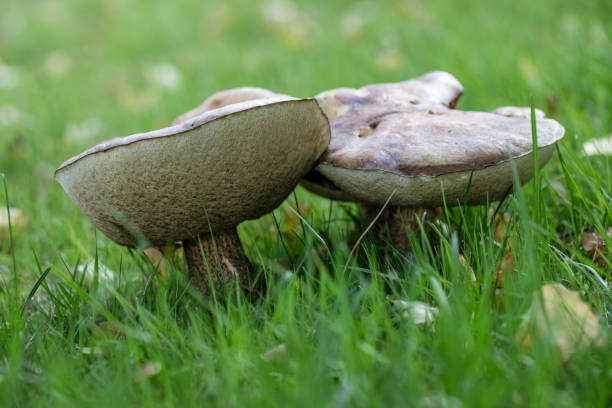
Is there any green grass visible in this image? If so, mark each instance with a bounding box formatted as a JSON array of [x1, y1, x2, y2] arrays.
[[1, 0, 611, 406]]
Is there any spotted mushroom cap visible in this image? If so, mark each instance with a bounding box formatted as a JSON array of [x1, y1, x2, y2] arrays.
[[173, 87, 282, 125], [304, 71, 565, 207], [56, 97, 331, 247], [315, 70, 464, 121], [0, 208, 27, 247]]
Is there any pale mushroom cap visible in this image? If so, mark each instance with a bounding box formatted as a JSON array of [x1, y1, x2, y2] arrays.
[[173, 87, 281, 125], [56, 97, 331, 247]]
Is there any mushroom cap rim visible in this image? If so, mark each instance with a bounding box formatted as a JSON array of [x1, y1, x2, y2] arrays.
[[55, 96, 324, 176]]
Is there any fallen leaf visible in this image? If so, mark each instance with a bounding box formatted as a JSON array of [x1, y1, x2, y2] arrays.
[[143, 243, 184, 274], [488, 208, 512, 246], [458, 254, 477, 284], [96, 320, 125, 339], [392, 300, 438, 325], [517, 283, 602, 361], [547, 180, 571, 205], [136, 361, 162, 381], [77, 261, 115, 283], [583, 135, 612, 156], [0, 208, 28, 249], [495, 252, 515, 287], [581, 228, 611, 266], [144, 247, 165, 273], [80, 346, 102, 356], [260, 343, 286, 362], [546, 95, 559, 117], [278, 202, 311, 242], [490, 252, 515, 312]]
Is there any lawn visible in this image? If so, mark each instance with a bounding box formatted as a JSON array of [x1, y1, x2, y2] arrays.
[[0, 0, 611, 406]]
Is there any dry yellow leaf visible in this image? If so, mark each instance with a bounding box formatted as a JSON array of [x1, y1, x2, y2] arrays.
[[144, 247, 165, 272], [581, 227, 611, 266], [458, 254, 477, 284], [0, 208, 27, 248], [136, 361, 162, 381], [260, 343, 287, 362], [143, 243, 184, 275], [517, 283, 602, 361], [496, 252, 515, 287]]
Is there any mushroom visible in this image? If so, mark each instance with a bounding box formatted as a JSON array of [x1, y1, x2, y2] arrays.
[[302, 71, 464, 202], [303, 71, 565, 254], [135, 86, 285, 269], [172, 87, 282, 125], [56, 96, 331, 293]]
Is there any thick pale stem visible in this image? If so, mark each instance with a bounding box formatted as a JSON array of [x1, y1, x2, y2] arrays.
[[183, 229, 254, 294], [362, 205, 436, 257]]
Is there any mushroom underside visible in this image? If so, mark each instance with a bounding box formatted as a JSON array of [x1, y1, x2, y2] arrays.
[[311, 145, 556, 259], [316, 145, 556, 207]]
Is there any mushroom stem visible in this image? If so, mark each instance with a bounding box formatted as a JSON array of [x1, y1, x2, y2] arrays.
[[362, 205, 436, 258], [183, 229, 255, 294]]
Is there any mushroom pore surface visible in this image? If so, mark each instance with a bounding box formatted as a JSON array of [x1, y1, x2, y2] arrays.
[[56, 97, 331, 247]]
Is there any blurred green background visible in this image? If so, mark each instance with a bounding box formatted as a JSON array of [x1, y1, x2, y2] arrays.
[[0, 1, 611, 406]]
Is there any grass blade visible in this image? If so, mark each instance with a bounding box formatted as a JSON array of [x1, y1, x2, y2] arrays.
[[20, 267, 51, 316]]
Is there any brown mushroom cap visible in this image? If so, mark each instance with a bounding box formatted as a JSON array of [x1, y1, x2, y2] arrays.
[[173, 87, 282, 125], [305, 71, 565, 207], [321, 105, 563, 178], [56, 97, 331, 246], [315, 70, 464, 121]]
